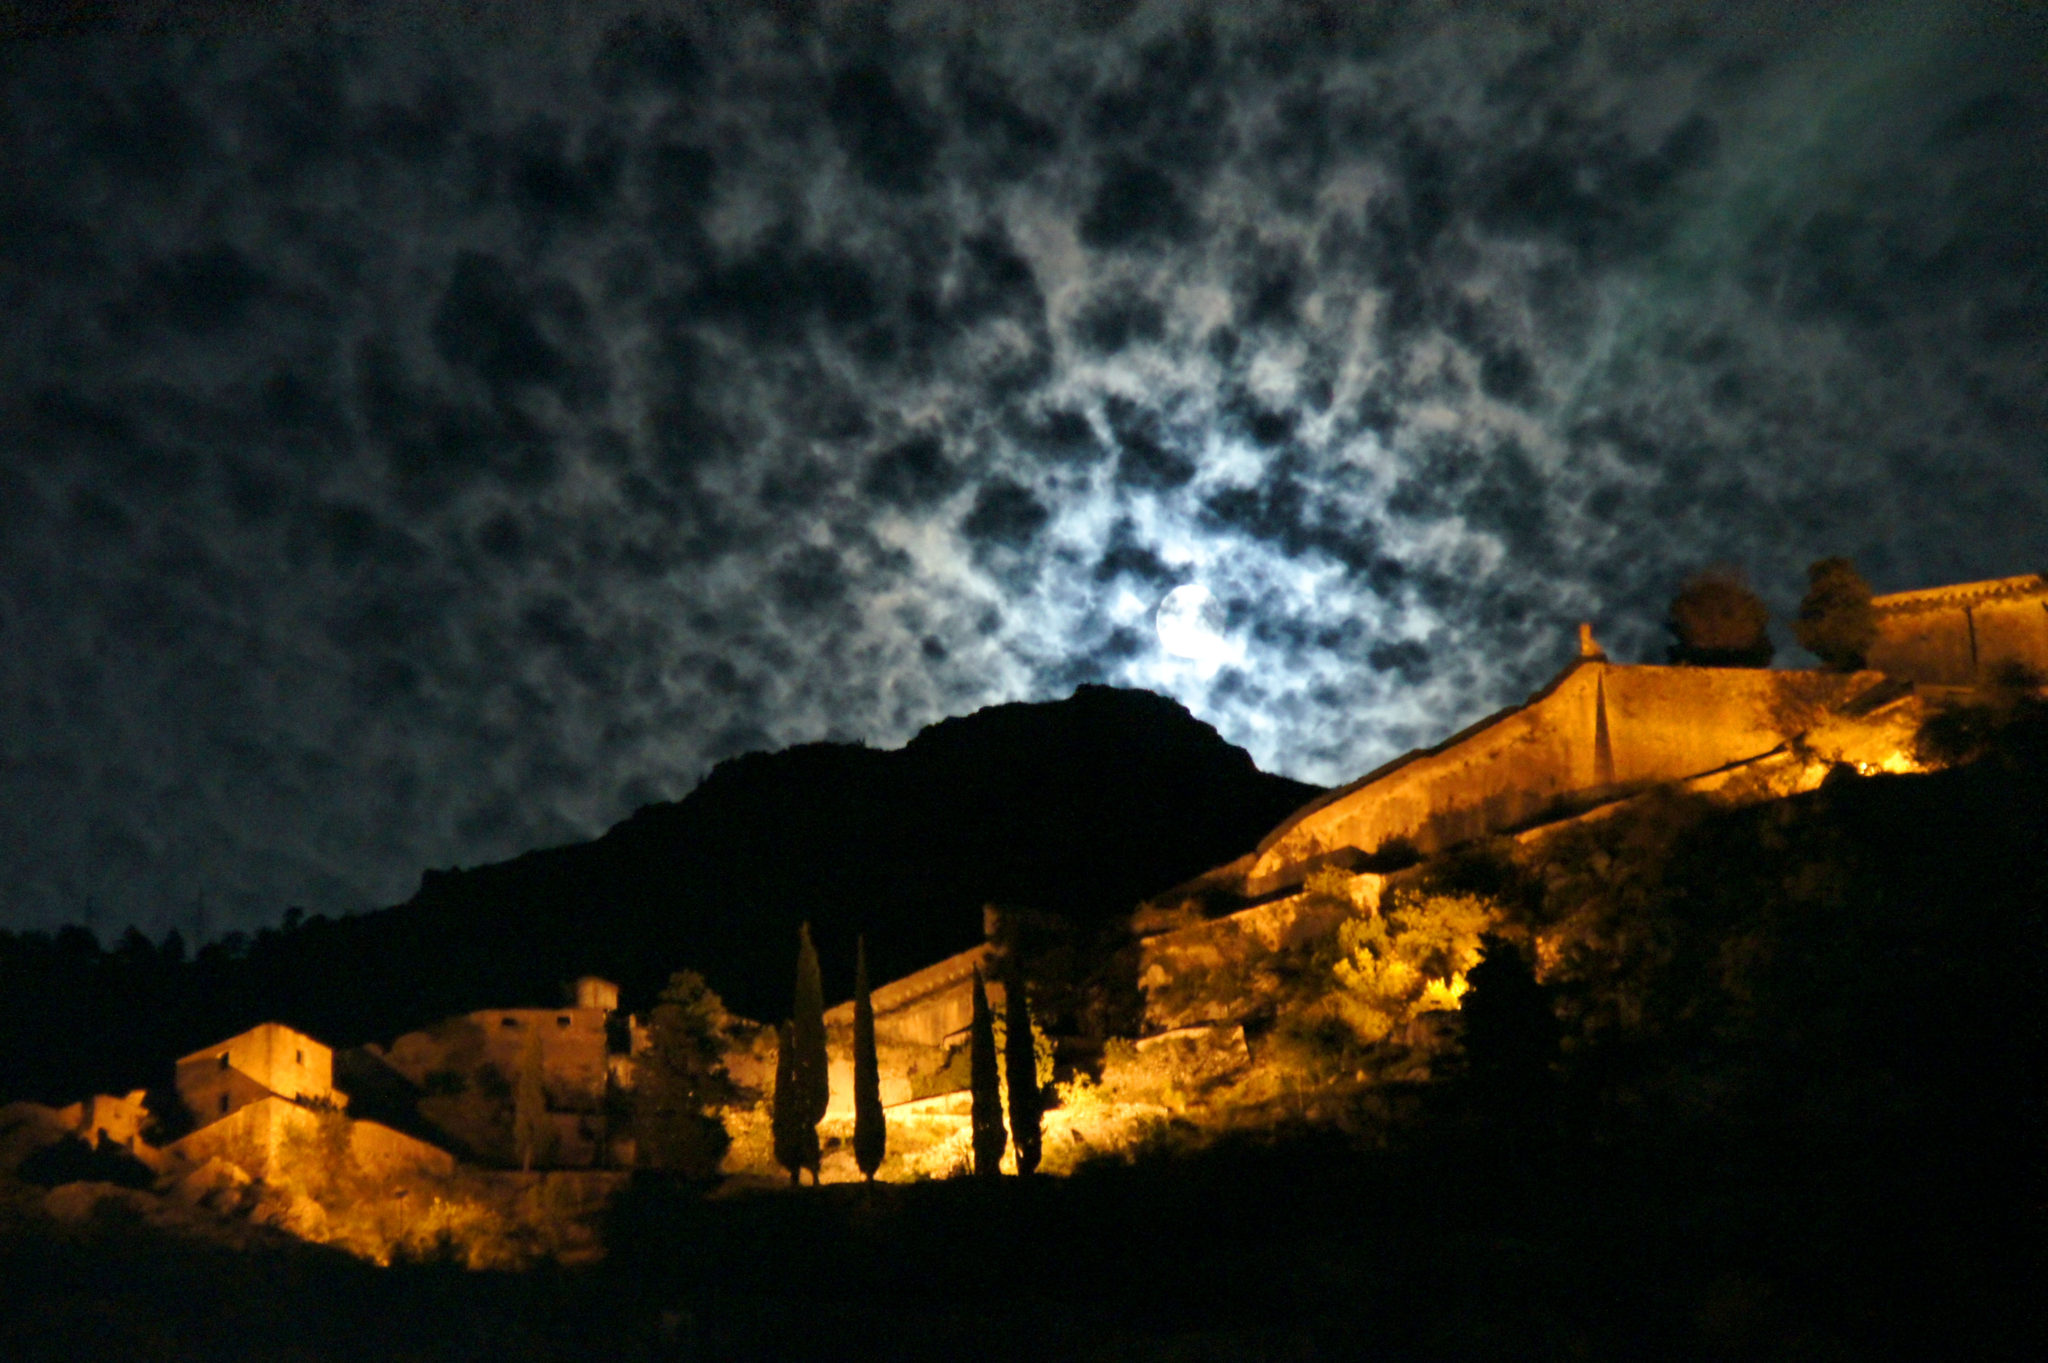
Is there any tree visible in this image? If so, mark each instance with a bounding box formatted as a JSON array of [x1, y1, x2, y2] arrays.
[[791, 923, 830, 1141], [514, 1026, 552, 1172], [1331, 882, 1496, 1044], [770, 1020, 819, 1185], [1795, 556, 1877, 670], [636, 970, 735, 1179], [1458, 935, 1561, 1140], [969, 967, 1005, 1178], [1002, 963, 1043, 1176], [852, 937, 886, 1181], [1666, 568, 1774, 667]]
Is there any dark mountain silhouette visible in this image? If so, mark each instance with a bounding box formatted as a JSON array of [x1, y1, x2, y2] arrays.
[[375, 684, 1318, 1025], [0, 686, 1317, 1099]]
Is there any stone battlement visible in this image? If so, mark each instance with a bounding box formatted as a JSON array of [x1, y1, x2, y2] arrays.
[[1870, 574, 2048, 615]]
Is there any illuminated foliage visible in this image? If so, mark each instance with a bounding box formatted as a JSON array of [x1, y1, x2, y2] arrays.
[[1330, 888, 1497, 1043], [1915, 660, 2048, 768]]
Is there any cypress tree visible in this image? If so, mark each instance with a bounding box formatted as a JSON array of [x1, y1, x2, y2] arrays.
[[769, 1020, 818, 1185], [792, 922, 830, 1138], [969, 966, 1005, 1178], [852, 936, 886, 1181], [1003, 963, 1043, 1176]]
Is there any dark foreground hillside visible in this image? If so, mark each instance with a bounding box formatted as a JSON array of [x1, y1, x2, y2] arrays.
[[0, 685, 1315, 1102], [4, 723, 2041, 1362]]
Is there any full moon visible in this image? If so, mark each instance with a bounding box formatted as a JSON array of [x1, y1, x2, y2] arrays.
[[1155, 584, 1241, 664]]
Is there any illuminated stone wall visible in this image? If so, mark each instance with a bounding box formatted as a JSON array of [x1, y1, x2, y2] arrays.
[[1867, 575, 2048, 686], [168, 1095, 454, 1184], [819, 943, 995, 1116], [464, 1008, 610, 1110], [1244, 661, 1875, 895]]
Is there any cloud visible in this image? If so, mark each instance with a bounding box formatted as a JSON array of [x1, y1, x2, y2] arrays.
[[0, 0, 2042, 936]]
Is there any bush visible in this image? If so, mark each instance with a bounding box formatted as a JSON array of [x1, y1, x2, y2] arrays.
[[1330, 889, 1498, 1044], [1666, 568, 1773, 667], [1794, 557, 1877, 670]]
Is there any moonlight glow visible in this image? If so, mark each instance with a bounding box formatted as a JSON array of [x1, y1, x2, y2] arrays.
[[1154, 585, 1243, 667]]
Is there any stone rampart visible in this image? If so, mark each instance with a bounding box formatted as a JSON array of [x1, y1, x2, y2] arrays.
[[169, 1096, 454, 1185], [1245, 663, 1886, 896], [1867, 574, 2048, 686]]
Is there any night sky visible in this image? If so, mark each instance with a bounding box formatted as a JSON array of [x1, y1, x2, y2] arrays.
[[2, 1, 2042, 940]]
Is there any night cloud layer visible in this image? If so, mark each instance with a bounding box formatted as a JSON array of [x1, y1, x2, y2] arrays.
[[2, 1, 2043, 936]]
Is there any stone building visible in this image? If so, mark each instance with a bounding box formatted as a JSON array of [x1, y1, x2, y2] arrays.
[[165, 1021, 452, 1186], [175, 1021, 336, 1126], [370, 976, 622, 1166]]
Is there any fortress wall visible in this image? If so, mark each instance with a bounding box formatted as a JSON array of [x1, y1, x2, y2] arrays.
[[1867, 576, 2048, 685], [463, 1009, 609, 1110], [822, 944, 990, 1042], [1968, 595, 2048, 677], [1249, 664, 1863, 896], [1247, 666, 1602, 893], [177, 1058, 285, 1126], [1249, 666, 1603, 892], [170, 1095, 302, 1182], [347, 1117, 457, 1179], [1868, 610, 1976, 686], [821, 1035, 941, 1116], [818, 945, 1001, 1116], [172, 1097, 456, 1183], [1599, 666, 1807, 784]]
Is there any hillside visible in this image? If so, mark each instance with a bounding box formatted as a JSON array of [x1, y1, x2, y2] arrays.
[[0, 685, 1317, 1100], [6, 716, 2041, 1361]]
